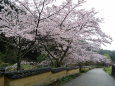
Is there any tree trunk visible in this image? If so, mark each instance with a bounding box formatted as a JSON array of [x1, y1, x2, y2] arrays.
[[17, 56, 21, 71], [79, 63, 82, 73], [53, 60, 61, 67], [56, 62, 61, 67]]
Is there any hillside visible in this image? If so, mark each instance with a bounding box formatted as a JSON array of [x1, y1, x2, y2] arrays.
[[98, 49, 115, 62]]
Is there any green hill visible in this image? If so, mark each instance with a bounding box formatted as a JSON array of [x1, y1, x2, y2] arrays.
[[98, 49, 115, 62]]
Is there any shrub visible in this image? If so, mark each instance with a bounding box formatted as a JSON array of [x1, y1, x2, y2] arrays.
[[104, 66, 112, 75]]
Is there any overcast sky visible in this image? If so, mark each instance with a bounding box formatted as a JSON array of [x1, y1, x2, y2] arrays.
[[77, 0, 115, 50]]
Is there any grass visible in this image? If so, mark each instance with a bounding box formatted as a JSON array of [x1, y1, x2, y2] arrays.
[[21, 64, 37, 70], [81, 68, 89, 73], [104, 66, 112, 75], [6, 64, 39, 71], [103, 66, 115, 79]]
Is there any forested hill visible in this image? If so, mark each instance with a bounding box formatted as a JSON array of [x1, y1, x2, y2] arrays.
[[98, 49, 115, 62]]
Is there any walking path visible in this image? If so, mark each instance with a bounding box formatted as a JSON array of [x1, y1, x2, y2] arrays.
[[62, 68, 115, 86]]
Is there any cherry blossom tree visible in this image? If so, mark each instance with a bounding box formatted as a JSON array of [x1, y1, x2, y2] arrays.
[[0, 0, 112, 69], [17, 0, 112, 67], [0, 0, 85, 69], [37, 6, 112, 67], [0, 0, 30, 70], [0, 0, 67, 69], [90, 53, 111, 65]]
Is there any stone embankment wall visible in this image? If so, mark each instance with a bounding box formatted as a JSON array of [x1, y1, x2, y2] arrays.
[[0, 67, 89, 86]]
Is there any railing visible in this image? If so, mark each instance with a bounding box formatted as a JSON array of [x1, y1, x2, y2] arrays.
[[112, 64, 115, 76]]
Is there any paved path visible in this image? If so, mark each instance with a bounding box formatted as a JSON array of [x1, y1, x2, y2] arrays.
[[62, 68, 115, 86]]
